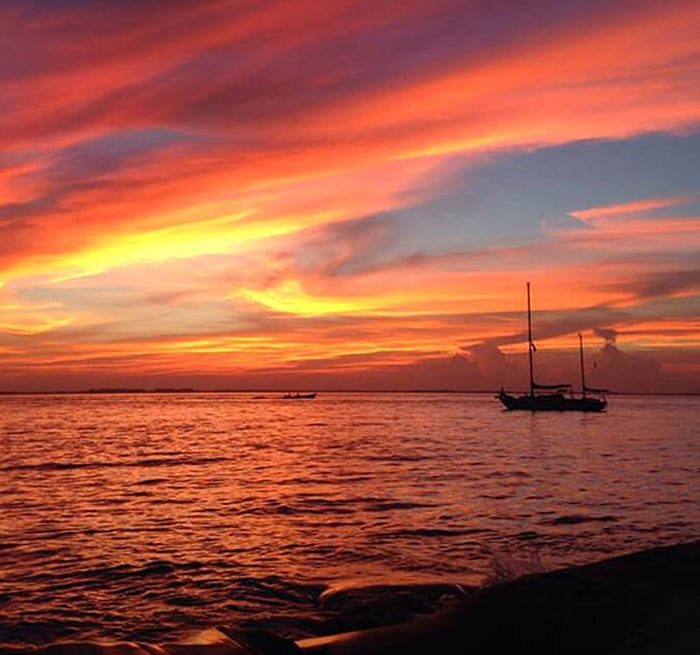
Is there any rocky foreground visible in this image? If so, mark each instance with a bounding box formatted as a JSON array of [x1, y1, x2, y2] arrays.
[[3, 540, 698, 655]]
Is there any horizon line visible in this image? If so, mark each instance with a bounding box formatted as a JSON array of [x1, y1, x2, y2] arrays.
[[1, 388, 699, 397]]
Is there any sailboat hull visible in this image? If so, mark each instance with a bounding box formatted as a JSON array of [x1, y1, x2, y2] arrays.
[[498, 391, 606, 412]]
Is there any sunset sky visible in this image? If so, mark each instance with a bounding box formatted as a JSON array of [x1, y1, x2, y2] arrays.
[[1, 0, 699, 392]]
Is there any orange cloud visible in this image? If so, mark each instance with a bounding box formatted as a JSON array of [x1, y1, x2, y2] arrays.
[[1, 1, 699, 279], [569, 196, 694, 222]]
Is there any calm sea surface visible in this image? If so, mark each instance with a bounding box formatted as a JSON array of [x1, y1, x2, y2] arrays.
[[1, 392, 698, 646]]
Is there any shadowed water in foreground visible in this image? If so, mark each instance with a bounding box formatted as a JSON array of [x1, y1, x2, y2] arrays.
[[1, 541, 698, 654]]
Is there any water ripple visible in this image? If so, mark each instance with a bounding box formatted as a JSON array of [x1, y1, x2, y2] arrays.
[[2, 456, 229, 472]]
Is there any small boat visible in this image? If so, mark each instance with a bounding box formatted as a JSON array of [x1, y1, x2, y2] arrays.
[[282, 392, 317, 399], [497, 283, 607, 412]]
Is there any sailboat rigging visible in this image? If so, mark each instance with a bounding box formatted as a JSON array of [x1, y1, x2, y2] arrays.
[[497, 283, 607, 412]]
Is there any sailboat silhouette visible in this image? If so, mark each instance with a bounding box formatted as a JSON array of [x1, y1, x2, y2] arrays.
[[497, 283, 607, 412]]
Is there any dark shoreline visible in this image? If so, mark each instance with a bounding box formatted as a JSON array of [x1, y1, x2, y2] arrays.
[[3, 540, 698, 654], [298, 539, 700, 654]]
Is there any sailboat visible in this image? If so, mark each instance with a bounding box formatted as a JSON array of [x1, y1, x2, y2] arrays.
[[497, 283, 607, 412]]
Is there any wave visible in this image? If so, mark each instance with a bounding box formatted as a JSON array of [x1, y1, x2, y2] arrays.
[[365, 501, 437, 512], [549, 514, 618, 526], [382, 527, 492, 539], [2, 457, 229, 473], [19, 559, 211, 589]]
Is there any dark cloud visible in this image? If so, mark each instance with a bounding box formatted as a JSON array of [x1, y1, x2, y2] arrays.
[[253, 351, 484, 391], [594, 327, 617, 345], [466, 343, 509, 386], [43, 129, 190, 182], [0, 196, 56, 221], [463, 305, 630, 351], [633, 269, 700, 299], [292, 213, 398, 276], [586, 343, 662, 393]]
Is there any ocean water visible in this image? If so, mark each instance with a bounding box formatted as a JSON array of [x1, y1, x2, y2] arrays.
[[1, 392, 698, 646]]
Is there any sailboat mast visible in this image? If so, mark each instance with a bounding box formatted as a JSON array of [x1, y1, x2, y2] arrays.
[[578, 332, 586, 398], [527, 282, 534, 397]]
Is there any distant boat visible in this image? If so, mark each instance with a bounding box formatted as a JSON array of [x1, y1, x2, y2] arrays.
[[282, 392, 317, 400], [497, 283, 607, 412]]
